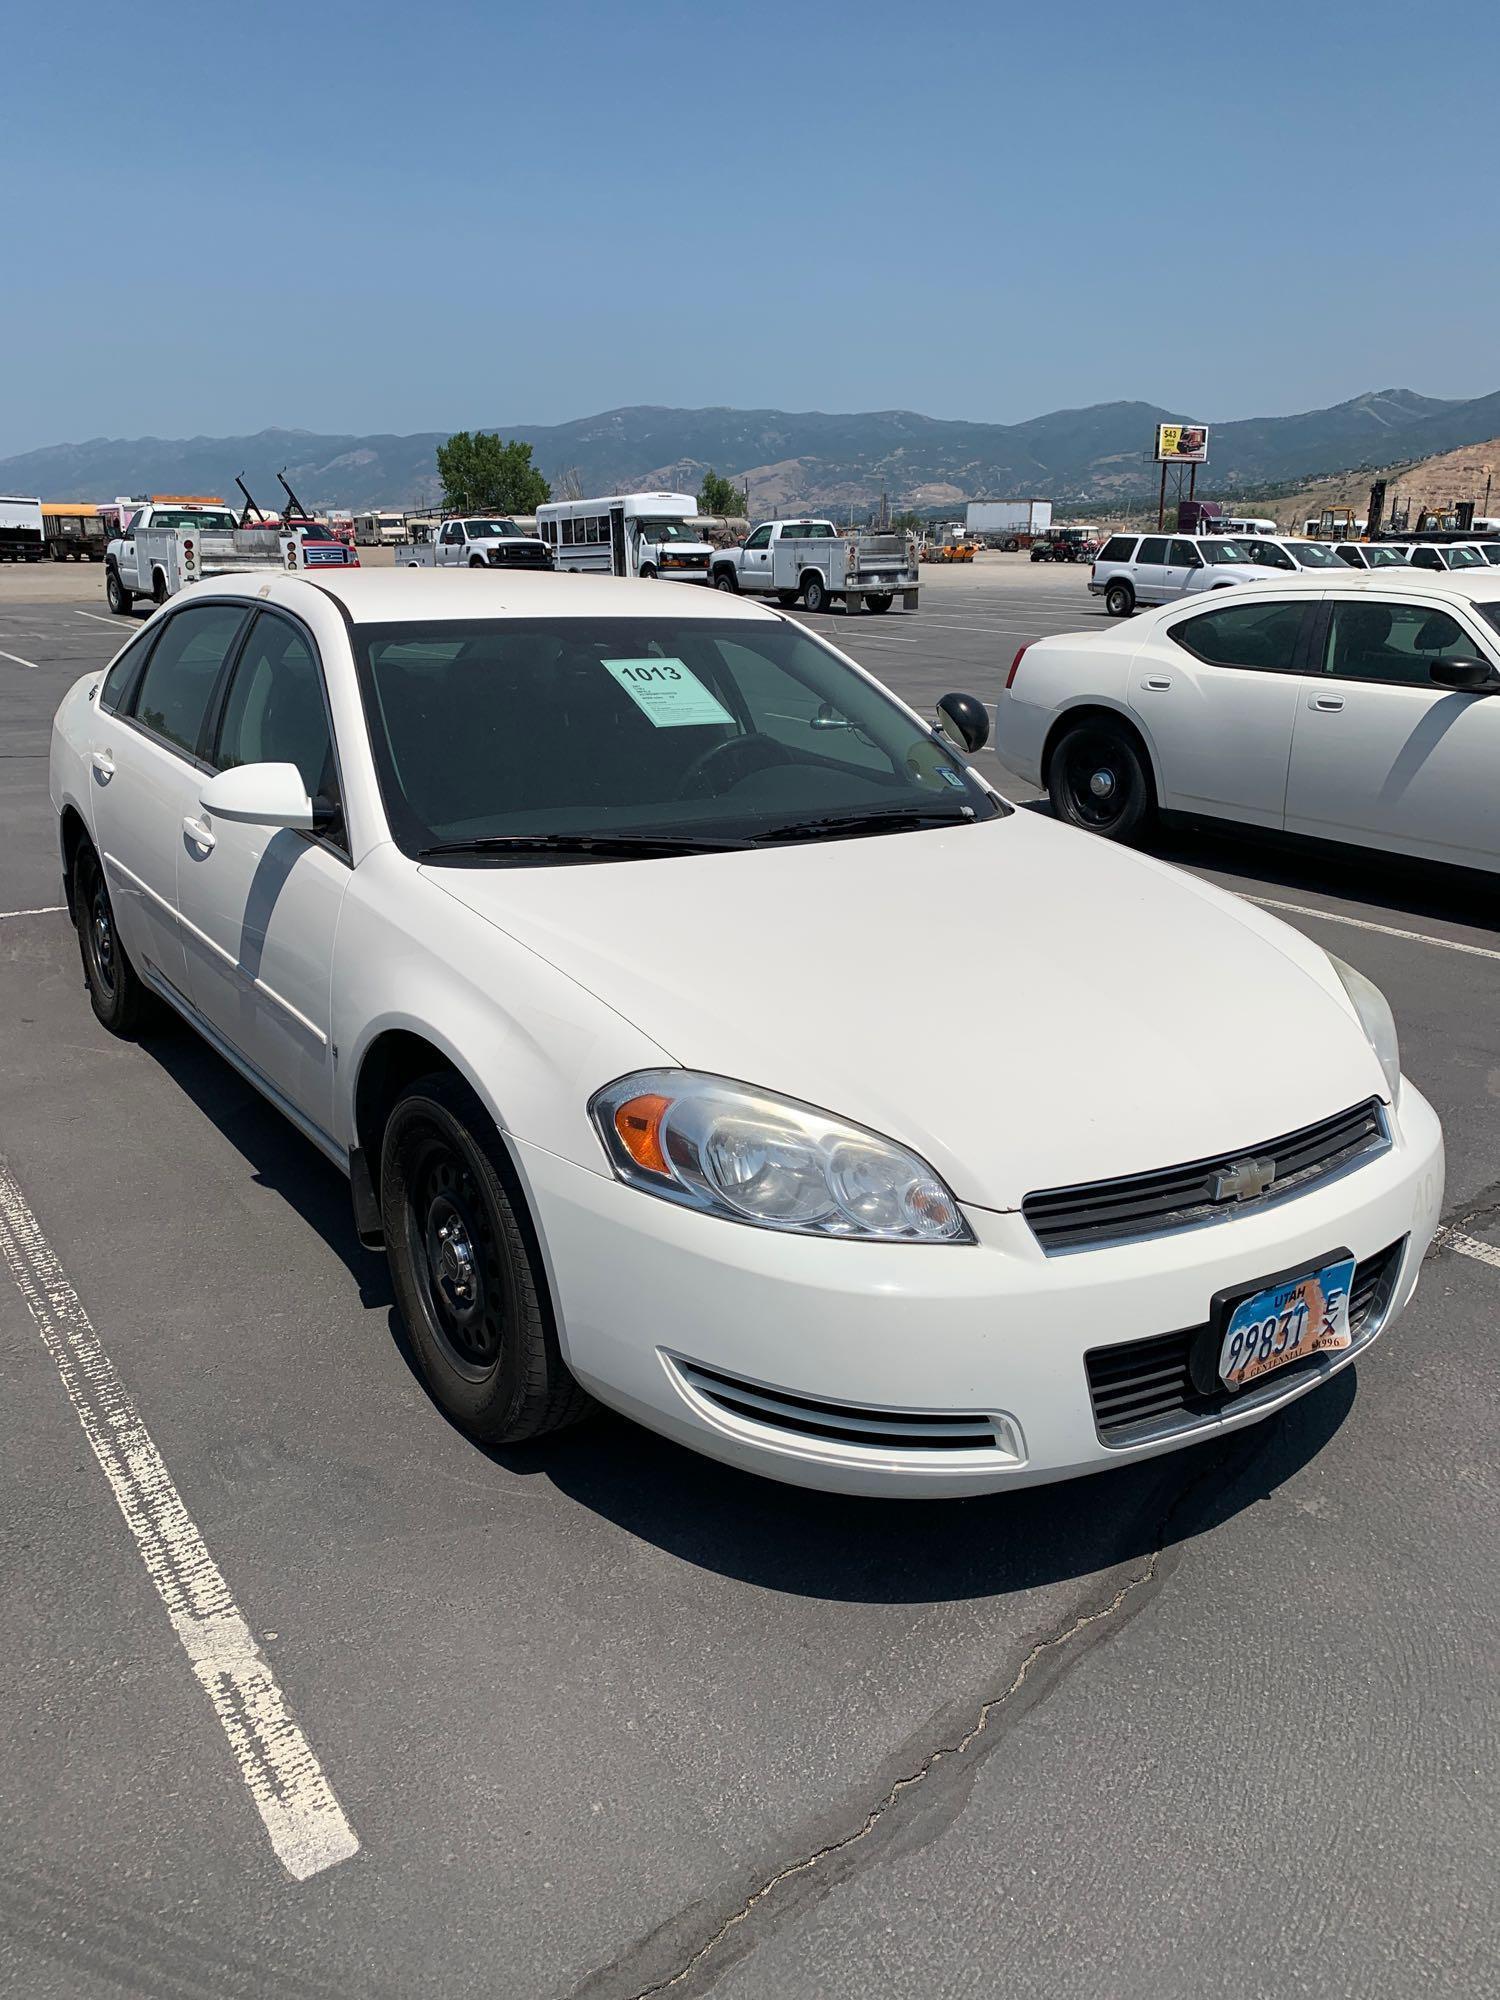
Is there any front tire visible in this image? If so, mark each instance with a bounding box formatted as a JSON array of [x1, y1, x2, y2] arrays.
[[1104, 580, 1135, 617], [1047, 720, 1155, 842], [74, 843, 154, 1036], [639, 564, 658, 581], [380, 1074, 591, 1445], [801, 574, 827, 613], [712, 567, 739, 592], [105, 566, 133, 614]]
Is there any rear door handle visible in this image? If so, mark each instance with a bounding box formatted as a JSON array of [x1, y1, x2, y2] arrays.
[[1141, 675, 1173, 692], [90, 748, 115, 779], [182, 815, 216, 851], [1311, 694, 1345, 712]]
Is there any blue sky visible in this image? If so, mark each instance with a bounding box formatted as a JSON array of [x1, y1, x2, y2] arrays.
[[4, 2, 1497, 455]]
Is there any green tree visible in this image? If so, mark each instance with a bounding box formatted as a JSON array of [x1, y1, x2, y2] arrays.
[[697, 469, 744, 516], [890, 510, 923, 533], [436, 431, 551, 514]]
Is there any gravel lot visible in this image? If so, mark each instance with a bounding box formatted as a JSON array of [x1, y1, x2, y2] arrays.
[[1, 555, 1495, 1999]]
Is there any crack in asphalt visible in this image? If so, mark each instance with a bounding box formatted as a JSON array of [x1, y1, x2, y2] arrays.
[[1436, 1176, 1500, 1240], [597, 1440, 1253, 2000]]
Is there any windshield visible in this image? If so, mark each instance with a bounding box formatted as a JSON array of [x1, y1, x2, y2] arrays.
[[1446, 545, 1485, 568], [1478, 604, 1500, 636], [149, 508, 238, 532], [378, 515, 404, 529], [1202, 540, 1253, 565], [634, 518, 700, 543], [353, 616, 1001, 859], [1285, 542, 1343, 567], [466, 520, 522, 539]]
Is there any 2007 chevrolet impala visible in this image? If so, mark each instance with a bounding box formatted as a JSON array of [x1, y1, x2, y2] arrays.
[[49, 570, 1444, 1496]]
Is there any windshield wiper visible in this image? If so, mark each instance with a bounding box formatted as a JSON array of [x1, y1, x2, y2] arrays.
[[751, 806, 977, 846], [416, 831, 749, 861]]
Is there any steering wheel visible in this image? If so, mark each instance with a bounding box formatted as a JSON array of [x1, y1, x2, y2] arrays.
[[676, 732, 786, 799]]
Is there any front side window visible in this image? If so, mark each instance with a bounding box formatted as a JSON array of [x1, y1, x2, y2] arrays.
[[1170, 598, 1306, 670], [1323, 601, 1486, 686], [744, 526, 773, 551], [352, 616, 1001, 858], [1335, 545, 1364, 566], [1246, 541, 1296, 570], [1408, 546, 1444, 570], [99, 628, 157, 714], [214, 613, 340, 836], [1169, 539, 1201, 566], [129, 604, 247, 756]]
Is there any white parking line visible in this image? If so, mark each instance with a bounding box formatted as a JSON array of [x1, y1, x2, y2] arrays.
[[0, 1163, 360, 1882], [74, 610, 122, 626], [1434, 1226, 1500, 1268], [1243, 896, 1500, 963], [0, 905, 67, 919], [0, 648, 39, 670]]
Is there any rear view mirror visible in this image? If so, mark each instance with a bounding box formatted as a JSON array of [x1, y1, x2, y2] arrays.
[[200, 761, 315, 829], [935, 692, 990, 754], [1429, 658, 1496, 691]]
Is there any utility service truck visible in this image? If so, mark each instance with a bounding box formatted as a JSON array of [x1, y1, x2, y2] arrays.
[[394, 516, 552, 570], [709, 518, 919, 613], [105, 499, 358, 613]]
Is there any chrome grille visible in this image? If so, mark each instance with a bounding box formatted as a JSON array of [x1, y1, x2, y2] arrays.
[[1023, 1099, 1387, 1251], [1084, 1237, 1405, 1446]]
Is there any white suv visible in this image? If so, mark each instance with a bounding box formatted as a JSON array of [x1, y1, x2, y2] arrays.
[[1089, 533, 1279, 617]]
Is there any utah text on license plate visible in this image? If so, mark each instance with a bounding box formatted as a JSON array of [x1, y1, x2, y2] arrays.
[[1219, 1256, 1356, 1391]]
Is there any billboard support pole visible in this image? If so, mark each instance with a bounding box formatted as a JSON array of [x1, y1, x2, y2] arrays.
[[1157, 462, 1167, 531]]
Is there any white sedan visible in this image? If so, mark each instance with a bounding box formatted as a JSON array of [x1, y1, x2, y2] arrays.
[[51, 572, 1442, 1496], [998, 570, 1500, 871]]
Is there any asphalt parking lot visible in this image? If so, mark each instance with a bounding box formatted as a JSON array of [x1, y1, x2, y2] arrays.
[[1, 557, 1496, 1999]]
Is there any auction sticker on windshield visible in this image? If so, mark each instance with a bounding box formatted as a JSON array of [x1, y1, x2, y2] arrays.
[[603, 658, 734, 729], [1218, 1254, 1355, 1391]]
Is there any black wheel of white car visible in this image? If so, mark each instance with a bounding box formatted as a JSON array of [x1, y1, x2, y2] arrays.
[[469, 556, 485, 567], [775, 590, 799, 607], [1048, 721, 1154, 842], [1104, 580, 1135, 618], [640, 564, 657, 581], [713, 568, 738, 592], [801, 574, 827, 613], [74, 842, 153, 1035], [865, 593, 893, 613], [380, 1073, 590, 1444], [105, 566, 132, 614], [151, 569, 168, 606]]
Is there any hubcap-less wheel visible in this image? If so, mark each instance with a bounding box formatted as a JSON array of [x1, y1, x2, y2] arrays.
[[87, 868, 117, 1000], [405, 1134, 505, 1381], [1057, 727, 1138, 832], [1105, 583, 1133, 617], [803, 577, 826, 612]]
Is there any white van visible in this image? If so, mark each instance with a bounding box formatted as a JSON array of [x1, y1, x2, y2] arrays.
[[535, 492, 713, 582]]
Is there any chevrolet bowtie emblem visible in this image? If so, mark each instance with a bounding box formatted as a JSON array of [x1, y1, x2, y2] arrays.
[[1211, 1155, 1277, 1202]]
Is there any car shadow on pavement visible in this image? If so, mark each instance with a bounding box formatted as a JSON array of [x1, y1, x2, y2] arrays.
[[1019, 798, 1500, 934], [131, 965, 1358, 1611]]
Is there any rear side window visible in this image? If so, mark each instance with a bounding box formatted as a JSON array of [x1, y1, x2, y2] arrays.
[[129, 604, 247, 757], [98, 629, 157, 714], [1170, 599, 1306, 670], [1136, 537, 1168, 563], [1098, 535, 1137, 562]]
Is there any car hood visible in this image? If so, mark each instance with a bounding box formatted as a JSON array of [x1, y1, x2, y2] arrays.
[[422, 813, 1384, 1209]]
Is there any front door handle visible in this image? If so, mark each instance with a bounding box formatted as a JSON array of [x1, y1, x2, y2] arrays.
[[182, 815, 216, 851], [1141, 675, 1173, 692], [90, 747, 115, 779], [1311, 694, 1345, 712]]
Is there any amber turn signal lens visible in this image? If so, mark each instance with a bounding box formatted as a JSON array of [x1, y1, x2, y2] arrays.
[[613, 1094, 672, 1176]]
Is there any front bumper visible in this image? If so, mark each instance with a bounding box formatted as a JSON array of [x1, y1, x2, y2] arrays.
[[513, 1085, 1443, 1496]]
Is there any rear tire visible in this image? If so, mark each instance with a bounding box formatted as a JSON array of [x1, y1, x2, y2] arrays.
[[1047, 720, 1154, 843], [865, 593, 892, 613], [801, 574, 827, 613], [774, 590, 799, 607], [380, 1073, 591, 1445], [105, 566, 133, 614], [151, 569, 168, 606], [1104, 580, 1135, 617], [74, 843, 155, 1036]]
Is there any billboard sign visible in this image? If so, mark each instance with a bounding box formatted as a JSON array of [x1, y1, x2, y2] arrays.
[[1155, 423, 1209, 464]]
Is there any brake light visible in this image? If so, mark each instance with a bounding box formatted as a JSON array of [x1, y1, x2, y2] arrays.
[[1005, 642, 1032, 690]]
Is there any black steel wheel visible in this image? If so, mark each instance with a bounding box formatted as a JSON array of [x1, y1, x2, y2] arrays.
[[74, 842, 153, 1035], [380, 1073, 590, 1443], [639, 564, 657, 581], [1047, 721, 1154, 842]]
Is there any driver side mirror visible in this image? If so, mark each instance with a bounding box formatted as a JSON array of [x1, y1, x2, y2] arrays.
[[1429, 658, 1496, 692], [200, 761, 315, 829], [935, 692, 990, 754]]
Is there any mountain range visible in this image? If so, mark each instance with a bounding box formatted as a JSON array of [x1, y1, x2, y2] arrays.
[[5, 388, 1500, 514]]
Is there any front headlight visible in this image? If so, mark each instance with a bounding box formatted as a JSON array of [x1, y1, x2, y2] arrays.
[[1330, 955, 1402, 1105], [589, 1071, 972, 1243]]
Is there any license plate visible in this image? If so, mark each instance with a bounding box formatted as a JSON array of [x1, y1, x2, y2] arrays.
[[1217, 1255, 1356, 1391]]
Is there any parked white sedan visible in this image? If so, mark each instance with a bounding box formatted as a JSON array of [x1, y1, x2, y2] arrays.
[[52, 572, 1442, 1495], [998, 570, 1500, 871]]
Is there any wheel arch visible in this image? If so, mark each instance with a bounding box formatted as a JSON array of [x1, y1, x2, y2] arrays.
[[59, 803, 91, 919]]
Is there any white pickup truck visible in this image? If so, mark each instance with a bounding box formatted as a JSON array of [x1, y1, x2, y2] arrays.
[[709, 519, 919, 613], [105, 502, 358, 613], [394, 515, 553, 571]]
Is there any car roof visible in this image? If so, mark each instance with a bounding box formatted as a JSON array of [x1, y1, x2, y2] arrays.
[[1157, 570, 1500, 604], [209, 569, 784, 626]]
